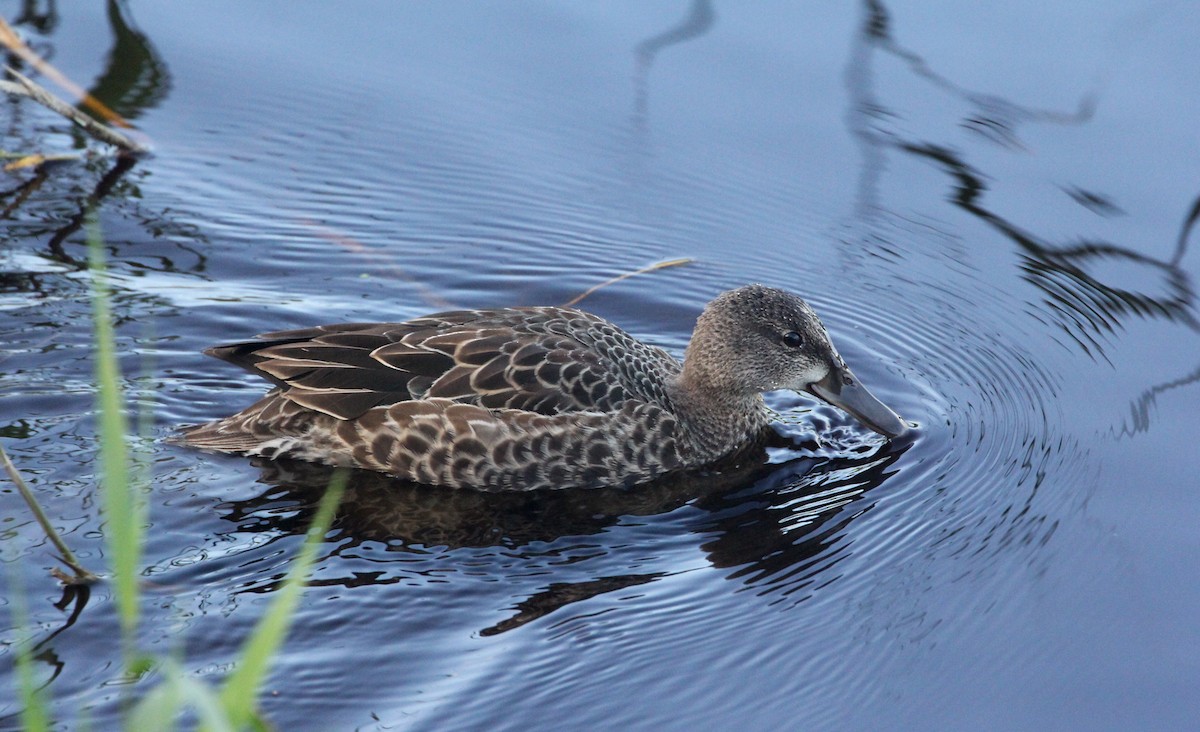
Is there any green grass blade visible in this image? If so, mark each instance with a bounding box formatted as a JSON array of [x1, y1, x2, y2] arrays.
[[130, 660, 238, 732], [217, 471, 346, 728], [6, 569, 51, 732], [127, 675, 181, 732], [87, 215, 147, 670]]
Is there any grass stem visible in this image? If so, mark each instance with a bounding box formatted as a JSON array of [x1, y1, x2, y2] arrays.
[[87, 213, 145, 671]]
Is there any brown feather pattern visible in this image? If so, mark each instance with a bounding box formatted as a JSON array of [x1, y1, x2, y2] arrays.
[[180, 304, 728, 489]]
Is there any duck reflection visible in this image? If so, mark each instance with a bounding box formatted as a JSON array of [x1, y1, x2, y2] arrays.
[[215, 434, 910, 634]]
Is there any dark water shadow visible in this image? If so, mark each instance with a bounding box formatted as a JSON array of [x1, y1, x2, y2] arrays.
[[1, 154, 138, 269], [844, 0, 1200, 432], [1124, 361, 1200, 435], [852, 1, 1102, 153], [210, 432, 911, 634], [0, 582, 91, 730], [5, 0, 170, 123], [631, 0, 716, 133], [693, 441, 906, 598], [222, 442, 815, 554], [8, 1, 59, 35], [86, 0, 172, 122], [618, 0, 717, 216], [3, 2, 201, 274], [43, 155, 138, 263], [904, 142, 1198, 347]]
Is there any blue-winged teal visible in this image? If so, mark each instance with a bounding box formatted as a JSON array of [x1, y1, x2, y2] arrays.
[[179, 285, 906, 489]]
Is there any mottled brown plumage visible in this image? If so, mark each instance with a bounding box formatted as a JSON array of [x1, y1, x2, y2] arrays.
[[178, 285, 906, 490]]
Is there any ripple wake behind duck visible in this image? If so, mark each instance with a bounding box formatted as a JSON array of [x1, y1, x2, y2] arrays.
[[178, 285, 906, 489]]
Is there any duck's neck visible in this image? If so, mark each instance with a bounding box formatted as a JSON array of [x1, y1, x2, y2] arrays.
[[668, 372, 770, 461]]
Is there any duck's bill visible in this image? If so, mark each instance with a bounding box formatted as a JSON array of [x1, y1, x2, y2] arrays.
[[806, 366, 907, 439]]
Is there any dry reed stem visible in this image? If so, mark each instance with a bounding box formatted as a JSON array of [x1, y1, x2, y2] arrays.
[[1, 68, 145, 154], [0, 15, 132, 128], [562, 258, 693, 307]]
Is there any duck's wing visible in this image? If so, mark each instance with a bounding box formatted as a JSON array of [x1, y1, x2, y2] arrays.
[[205, 307, 681, 421]]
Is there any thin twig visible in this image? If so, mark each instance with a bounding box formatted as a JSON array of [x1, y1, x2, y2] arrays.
[[2, 152, 80, 171], [562, 258, 694, 307], [0, 443, 101, 585], [1, 68, 145, 154]]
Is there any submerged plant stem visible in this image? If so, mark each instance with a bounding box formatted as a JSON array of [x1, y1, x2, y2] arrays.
[[0, 443, 100, 585]]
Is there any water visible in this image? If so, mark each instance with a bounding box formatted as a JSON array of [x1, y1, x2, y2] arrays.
[[2, 2, 1198, 730]]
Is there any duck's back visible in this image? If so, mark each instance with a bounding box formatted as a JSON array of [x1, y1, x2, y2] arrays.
[[180, 306, 694, 489], [206, 306, 682, 419]]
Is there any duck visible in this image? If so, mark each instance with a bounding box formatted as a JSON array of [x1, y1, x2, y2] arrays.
[[178, 284, 906, 490]]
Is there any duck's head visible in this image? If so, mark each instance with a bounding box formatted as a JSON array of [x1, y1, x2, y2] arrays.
[[682, 284, 907, 438]]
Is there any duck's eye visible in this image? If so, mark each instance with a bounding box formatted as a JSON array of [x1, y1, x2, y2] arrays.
[[782, 330, 803, 348]]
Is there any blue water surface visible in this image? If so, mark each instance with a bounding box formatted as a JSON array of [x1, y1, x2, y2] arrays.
[[2, 2, 1198, 730]]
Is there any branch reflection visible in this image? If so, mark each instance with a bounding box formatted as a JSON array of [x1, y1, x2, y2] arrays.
[[844, 0, 1199, 432], [632, 0, 716, 130]]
